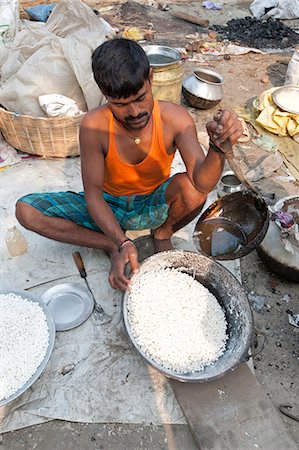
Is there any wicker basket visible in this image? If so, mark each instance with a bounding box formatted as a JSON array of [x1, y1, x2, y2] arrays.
[[0, 107, 84, 158]]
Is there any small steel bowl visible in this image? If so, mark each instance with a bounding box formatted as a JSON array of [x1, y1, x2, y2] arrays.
[[183, 68, 224, 109], [217, 170, 244, 198]]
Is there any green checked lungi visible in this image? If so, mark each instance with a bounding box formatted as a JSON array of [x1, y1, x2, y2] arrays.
[[18, 177, 173, 231]]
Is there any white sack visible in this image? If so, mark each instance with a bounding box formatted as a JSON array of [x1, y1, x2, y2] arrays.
[[0, 39, 87, 116], [285, 47, 299, 86], [0, 0, 114, 116], [44, 0, 113, 110], [46, 0, 113, 39], [0, 28, 56, 84], [250, 0, 299, 19], [0, 0, 19, 45], [59, 35, 106, 111]]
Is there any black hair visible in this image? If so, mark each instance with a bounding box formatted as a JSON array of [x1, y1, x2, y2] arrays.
[[92, 38, 150, 99]]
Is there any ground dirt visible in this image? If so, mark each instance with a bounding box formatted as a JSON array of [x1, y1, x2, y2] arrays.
[[1, 1, 298, 449]]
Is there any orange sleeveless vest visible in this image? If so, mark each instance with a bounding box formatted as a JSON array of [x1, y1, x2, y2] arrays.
[[103, 101, 174, 196]]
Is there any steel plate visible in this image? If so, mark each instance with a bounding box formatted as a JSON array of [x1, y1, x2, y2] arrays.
[[0, 289, 55, 407], [272, 86, 299, 115], [41, 283, 94, 331]]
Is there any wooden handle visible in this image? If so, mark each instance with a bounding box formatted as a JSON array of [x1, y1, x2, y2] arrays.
[[72, 251, 87, 278], [171, 11, 209, 28], [226, 151, 259, 194]]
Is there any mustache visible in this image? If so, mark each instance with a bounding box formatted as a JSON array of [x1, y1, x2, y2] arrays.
[[124, 112, 148, 122]]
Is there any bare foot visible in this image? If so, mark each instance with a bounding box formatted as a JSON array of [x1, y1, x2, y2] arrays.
[[151, 225, 174, 253], [153, 237, 174, 253]]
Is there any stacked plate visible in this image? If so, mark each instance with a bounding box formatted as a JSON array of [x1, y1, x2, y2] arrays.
[[272, 86, 299, 115]]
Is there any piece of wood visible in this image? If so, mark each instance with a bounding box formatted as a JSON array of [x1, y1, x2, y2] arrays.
[[170, 363, 297, 450], [171, 10, 209, 28]]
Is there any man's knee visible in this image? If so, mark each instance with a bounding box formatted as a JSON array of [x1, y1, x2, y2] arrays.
[[16, 201, 40, 231], [171, 174, 207, 210]]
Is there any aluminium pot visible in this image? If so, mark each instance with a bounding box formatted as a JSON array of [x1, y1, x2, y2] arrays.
[[143, 45, 183, 105], [183, 67, 224, 109]]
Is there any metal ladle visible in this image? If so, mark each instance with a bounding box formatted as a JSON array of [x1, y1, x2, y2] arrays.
[[226, 149, 275, 205], [72, 252, 112, 324], [226, 150, 259, 194]]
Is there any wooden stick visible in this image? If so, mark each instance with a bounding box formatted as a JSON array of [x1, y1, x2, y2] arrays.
[[171, 10, 210, 28]]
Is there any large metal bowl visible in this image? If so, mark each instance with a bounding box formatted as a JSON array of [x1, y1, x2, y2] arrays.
[[0, 289, 55, 414], [123, 251, 253, 383]]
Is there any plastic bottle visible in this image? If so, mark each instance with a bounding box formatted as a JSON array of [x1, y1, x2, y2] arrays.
[[284, 46, 299, 86], [5, 226, 28, 256]]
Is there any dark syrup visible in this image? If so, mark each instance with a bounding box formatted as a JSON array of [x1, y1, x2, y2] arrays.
[[194, 218, 247, 257]]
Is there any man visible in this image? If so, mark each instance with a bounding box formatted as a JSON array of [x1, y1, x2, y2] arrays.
[[16, 38, 243, 291]]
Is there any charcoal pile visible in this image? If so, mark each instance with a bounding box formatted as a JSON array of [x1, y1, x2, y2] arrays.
[[213, 17, 299, 49]]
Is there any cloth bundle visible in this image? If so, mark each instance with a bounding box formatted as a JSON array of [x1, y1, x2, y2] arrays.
[[254, 88, 299, 142], [39, 94, 82, 117]]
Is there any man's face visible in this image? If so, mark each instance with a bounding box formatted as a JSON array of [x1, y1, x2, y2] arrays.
[[107, 78, 154, 131]]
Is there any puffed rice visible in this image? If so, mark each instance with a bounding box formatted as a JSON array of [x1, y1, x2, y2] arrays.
[[0, 293, 49, 401], [127, 268, 227, 373]]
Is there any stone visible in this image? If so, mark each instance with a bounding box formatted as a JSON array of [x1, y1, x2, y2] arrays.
[[246, 152, 284, 182]]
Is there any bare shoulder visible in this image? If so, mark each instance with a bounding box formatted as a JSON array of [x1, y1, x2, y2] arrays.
[[80, 104, 110, 155], [80, 104, 110, 131], [158, 100, 194, 130]]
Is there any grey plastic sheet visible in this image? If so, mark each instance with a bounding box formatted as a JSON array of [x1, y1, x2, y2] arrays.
[[0, 154, 241, 433]]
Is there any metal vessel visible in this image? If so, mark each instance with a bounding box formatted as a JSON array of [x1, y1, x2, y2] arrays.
[[123, 251, 253, 383], [183, 68, 224, 109], [143, 45, 183, 104]]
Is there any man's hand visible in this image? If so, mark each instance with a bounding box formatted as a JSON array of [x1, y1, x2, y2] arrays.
[[206, 109, 243, 154], [109, 242, 139, 291]]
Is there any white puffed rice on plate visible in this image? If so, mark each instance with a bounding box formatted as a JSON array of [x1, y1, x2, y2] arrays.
[[0, 293, 49, 402], [127, 268, 227, 373]]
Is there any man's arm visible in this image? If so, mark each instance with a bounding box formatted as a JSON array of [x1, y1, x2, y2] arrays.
[[169, 105, 242, 193]]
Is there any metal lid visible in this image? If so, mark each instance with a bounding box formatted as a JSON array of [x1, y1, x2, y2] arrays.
[[142, 45, 181, 67]]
